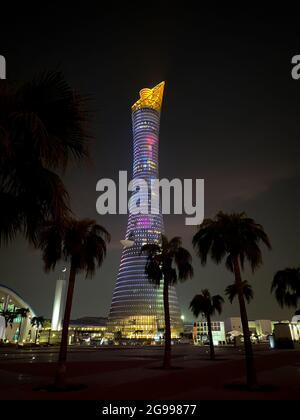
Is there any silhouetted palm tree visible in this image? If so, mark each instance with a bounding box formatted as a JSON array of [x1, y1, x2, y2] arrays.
[[225, 281, 254, 304], [142, 235, 193, 369], [190, 289, 224, 360], [0, 309, 17, 328], [271, 268, 300, 309], [193, 211, 271, 389], [15, 307, 30, 343], [31, 316, 45, 344], [0, 71, 90, 245], [39, 218, 110, 388]]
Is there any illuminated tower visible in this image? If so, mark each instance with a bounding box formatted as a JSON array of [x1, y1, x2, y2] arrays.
[[107, 82, 183, 339], [51, 269, 66, 331]]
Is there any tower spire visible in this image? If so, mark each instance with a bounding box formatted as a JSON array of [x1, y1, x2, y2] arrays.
[[132, 81, 165, 111]]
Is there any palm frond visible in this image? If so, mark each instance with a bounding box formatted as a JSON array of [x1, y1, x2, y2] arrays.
[[143, 236, 193, 287], [225, 280, 254, 304], [193, 212, 271, 273], [271, 268, 300, 308], [15, 71, 91, 170], [0, 192, 22, 245], [190, 289, 224, 318], [0, 72, 91, 248], [141, 243, 161, 256]]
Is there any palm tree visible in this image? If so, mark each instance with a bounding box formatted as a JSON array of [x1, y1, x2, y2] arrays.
[[190, 289, 224, 360], [0, 71, 90, 246], [31, 316, 45, 344], [192, 211, 271, 389], [39, 217, 110, 388], [0, 309, 17, 328], [225, 282, 254, 344], [0, 309, 18, 342], [271, 268, 300, 309], [15, 308, 30, 344], [142, 235, 193, 369], [225, 281, 254, 304]]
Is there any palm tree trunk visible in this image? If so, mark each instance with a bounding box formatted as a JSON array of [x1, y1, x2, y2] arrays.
[[163, 276, 171, 369], [35, 325, 40, 345], [55, 262, 76, 388], [206, 314, 215, 360], [18, 319, 23, 344], [233, 256, 257, 388]]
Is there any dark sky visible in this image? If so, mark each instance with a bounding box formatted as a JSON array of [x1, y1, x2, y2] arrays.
[[0, 4, 300, 322]]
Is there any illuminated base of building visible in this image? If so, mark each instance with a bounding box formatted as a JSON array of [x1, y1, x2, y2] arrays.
[[108, 315, 183, 340]]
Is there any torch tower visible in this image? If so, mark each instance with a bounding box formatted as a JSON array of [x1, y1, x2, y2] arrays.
[[107, 82, 183, 339]]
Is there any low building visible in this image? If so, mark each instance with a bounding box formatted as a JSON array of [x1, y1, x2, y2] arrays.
[[289, 319, 300, 341], [193, 320, 226, 346], [254, 320, 273, 337], [182, 322, 193, 338], [225, 317, 243, 335], [0, 284, 36, 343], [225, 317, 299, 342], [69, 317, 107, 345], [39, 316, 107, 345], [292, 314, 300, 323]]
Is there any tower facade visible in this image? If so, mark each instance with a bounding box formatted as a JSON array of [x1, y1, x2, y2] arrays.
[[107, 82, 183, 339], [51, 271, 66, 331]]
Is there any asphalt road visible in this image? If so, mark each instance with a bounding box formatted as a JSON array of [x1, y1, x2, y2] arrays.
[[0, 343, 271, 364]]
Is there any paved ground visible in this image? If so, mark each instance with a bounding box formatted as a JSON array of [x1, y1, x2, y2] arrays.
[[0, 344, 299, 400]]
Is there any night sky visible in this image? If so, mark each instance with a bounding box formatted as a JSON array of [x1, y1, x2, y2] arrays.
[[0, 4, 299, 322]]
